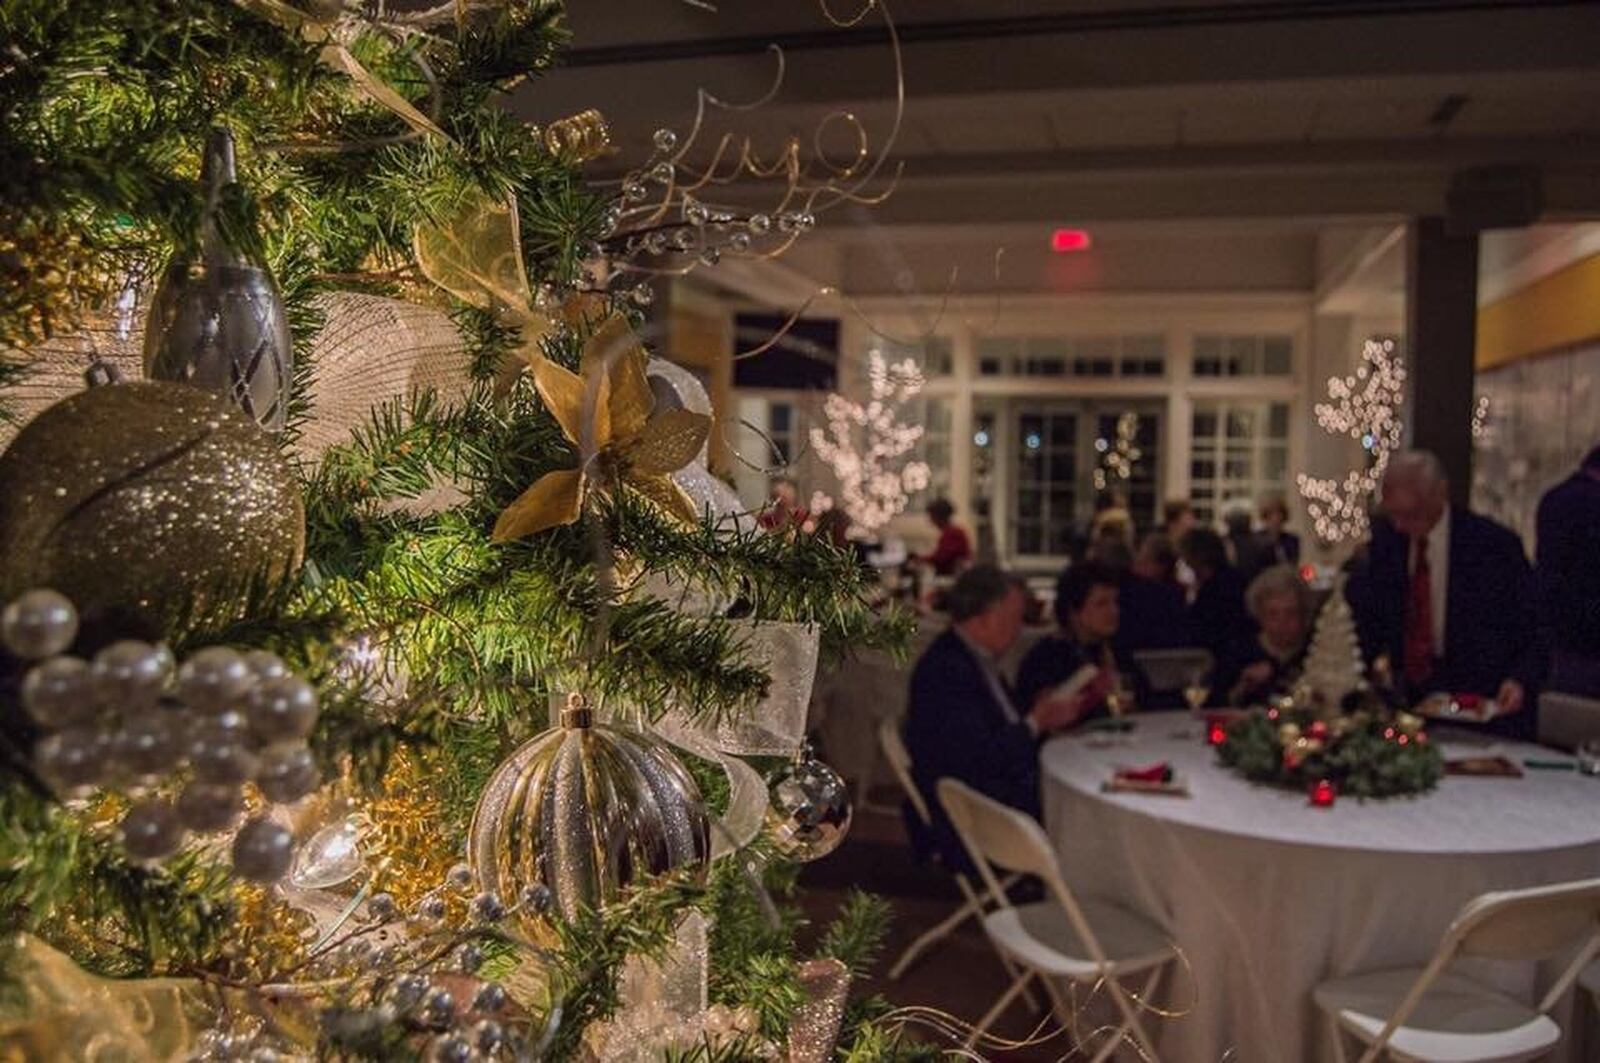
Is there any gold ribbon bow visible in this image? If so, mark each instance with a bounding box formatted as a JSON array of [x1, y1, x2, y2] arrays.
[[491, 315, 711, 541]]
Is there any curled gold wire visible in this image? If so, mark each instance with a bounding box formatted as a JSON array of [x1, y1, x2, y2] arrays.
[[543, 108, 612, 163]]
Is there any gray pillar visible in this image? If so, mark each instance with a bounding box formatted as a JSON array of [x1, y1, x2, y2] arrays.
[[1405, 217, 1478, 509]]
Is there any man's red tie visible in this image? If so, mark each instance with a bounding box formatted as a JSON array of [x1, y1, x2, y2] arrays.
[[1403, 537, 1434, 684]]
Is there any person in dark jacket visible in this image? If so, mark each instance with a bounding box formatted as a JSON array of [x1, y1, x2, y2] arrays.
[[1214, 564, 1313, 706], [901, 566, 1087, 870], [1346, 451, 1545, 738], [1257, 494, 1302, 568], [1536, 444, 1600, 697], [1017, 561, 1143, 717], [1223, 500, 1274, 584], [1180, 527, 1255, 659]]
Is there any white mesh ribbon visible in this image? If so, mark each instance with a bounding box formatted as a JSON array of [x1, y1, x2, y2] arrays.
[[655, 620, 819, 857], [293, 292, 473, 461], [645, 357, 757, 537], [583, 910, 712, 1061], [588, 620, 819, 859], [1, 293, 474, 467]]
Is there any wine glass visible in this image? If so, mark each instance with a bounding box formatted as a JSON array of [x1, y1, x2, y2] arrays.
[[1176, 672, 1211, 739]]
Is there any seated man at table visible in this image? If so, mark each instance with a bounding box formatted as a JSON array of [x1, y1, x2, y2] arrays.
[[1017, 561, 1141, 719], [902, 565, 1086, 869], [1347, 450, 1545, 738], [1214, 564, 1313, 706]]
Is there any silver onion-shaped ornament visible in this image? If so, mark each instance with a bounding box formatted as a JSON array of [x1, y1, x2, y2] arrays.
[[765, 748, 852, 862], [468, 694, 711, 935], [144, 127, 291, 432]]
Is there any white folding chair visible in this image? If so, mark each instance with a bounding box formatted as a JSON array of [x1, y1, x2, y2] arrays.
[[937, 777, 1176, 1061], [1536, 690, 1600, 751], [877, 721, 1036, 1009], [1313, 877, 1600, 1063]]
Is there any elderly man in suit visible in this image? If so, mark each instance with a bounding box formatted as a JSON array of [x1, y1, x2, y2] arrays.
[[901, 565, 1088, 869], [1348, 451, 1545, 737]]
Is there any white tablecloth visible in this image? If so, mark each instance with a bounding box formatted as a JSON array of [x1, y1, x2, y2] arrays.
[[1040, 712, 1600, 1062]]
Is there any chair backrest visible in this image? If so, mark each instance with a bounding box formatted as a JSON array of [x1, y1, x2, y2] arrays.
[[1536, 690, 1600, 751], [1446, 877, 1600, 963], [936, 778, 1119, 970], [1358, 876, 1600, 1060], [1133, 648, 1215, 693], [935, 777, 1060, 882], [878, 720, 929, 825]]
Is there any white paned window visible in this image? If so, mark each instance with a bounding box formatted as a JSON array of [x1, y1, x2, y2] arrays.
[[976, 335, 1167, 378], [1193, 333, 1294, 377], [1189, 400, 1291, 523]]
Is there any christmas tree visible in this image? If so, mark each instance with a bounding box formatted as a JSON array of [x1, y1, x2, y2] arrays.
[[1300, 576, 1365, 713], [0, 2, 916, 1058]]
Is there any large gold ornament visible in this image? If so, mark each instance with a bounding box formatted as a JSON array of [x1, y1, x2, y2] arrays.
[[0, 381, 304, 636], [492, 315, 711, 541], [468, 695, 712, 932]]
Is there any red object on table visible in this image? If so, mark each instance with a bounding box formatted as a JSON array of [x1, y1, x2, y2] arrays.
[[1309, 779, 1337, 808], [1204, 710, 1239, 746], [1455, 692, 1483, 711], [1117, 761, 1173, 783]]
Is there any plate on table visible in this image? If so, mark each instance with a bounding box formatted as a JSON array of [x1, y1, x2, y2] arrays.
[[1416, 692, 1499, 723]]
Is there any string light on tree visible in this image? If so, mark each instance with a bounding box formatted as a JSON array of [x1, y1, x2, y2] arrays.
[[1092, 411, 1142, 492], [1296, 337, 1406, 542], [807, 349, 931, 532]]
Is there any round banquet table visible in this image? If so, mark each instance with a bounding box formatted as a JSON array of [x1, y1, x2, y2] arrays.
[[1039, 711, 1600, 1062]]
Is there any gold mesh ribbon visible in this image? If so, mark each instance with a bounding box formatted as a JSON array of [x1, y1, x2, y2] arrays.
[[0, 933, 210, 1061]]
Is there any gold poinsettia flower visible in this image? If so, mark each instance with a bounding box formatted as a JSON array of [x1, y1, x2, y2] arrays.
[[491, 315, 712, 542]]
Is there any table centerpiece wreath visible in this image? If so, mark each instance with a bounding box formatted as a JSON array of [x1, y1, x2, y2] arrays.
[[1216, 705, 1444, 800]]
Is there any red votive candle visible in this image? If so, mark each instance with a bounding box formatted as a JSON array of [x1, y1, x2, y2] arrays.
[[1207, 721, 1227, 745], [1309, 779, 1337, 808]]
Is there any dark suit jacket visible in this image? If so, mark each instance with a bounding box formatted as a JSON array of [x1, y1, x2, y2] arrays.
[[1273, 530, 1303, 566], [1229, 531, 1276, 584], [903, 630, 1040, 871], [1348, 509, 1545, 737], [1114, 576, 1193, 657], [1187, 566, 1255, 659], [1537, 471, 1600, 660]]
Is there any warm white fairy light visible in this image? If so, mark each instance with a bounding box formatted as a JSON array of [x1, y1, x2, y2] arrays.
[[1471, 394, 1492, 440], [1296, 337, 1406, 542], [807, 350, 930, 532], [1092, 411, 1142, 491]]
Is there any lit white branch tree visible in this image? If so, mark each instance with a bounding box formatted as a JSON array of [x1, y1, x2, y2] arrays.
[[808, 350, 931, 533], [1296, 337, 1407, 542], [1093, 411, 1143, 492]]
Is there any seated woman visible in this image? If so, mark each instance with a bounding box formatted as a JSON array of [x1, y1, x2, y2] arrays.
[[1016, 561, 1146, 723], [1214, 564, 1314, 706]]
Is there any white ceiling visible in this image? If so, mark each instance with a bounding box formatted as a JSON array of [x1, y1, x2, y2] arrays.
[[523, 1, 1600, 297]]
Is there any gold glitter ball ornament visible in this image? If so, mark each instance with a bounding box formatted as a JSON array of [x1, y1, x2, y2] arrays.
[[0, 381, 304, 637], [468, 695, 711, 935]]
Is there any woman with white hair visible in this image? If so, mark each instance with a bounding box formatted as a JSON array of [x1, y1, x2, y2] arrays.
[[1215, 564, 1313, 706]]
